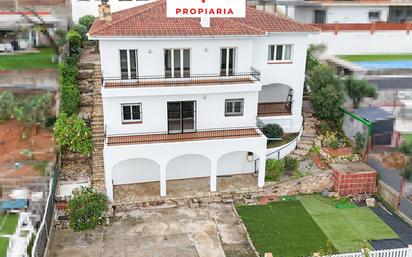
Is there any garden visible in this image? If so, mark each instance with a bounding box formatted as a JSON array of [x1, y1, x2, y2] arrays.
[[236, 195, 399, 257], [0, 47, 58, 70], [0, 213, 18, 256]]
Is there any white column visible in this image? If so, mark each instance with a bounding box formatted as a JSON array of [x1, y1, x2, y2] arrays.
[[104, 152, 113, 201], [160, 165, 166, 197], [35, 30, 39, 47], [28, 29, 33, 48], [258, 154, 266, 188], [210, 160, 217, 192]]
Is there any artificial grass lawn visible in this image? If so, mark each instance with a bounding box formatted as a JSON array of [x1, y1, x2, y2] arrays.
[[0, 214, 18, 235], [0, 48, 57, 70], [0, 237, 9, 257], [339, 54, 412, 62], [299, 195, 398, 253], [236, 201, 335, 257]]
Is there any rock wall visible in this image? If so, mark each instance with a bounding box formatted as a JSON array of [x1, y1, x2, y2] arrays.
[[268, 171, 334, 196], [378, 181, 400, 209]]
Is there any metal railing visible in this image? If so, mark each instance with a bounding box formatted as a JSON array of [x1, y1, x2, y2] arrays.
[[106, 126, 263, 145], [103, 67, 261, 88]]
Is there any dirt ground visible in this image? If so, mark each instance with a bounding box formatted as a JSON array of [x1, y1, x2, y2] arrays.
[[48, 204, 256, 257], [0, 119, 54, 177]]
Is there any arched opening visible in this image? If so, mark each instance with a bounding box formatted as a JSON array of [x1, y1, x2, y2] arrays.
[[112, 158, 161, 185], [216, 151, 258, 192], [166, 154, 211, 196], [258, 83, 293, 116]]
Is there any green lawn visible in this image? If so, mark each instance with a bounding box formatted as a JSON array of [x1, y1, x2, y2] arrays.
[[0, 214, 18, 235], [339, 54, 412, 62], [0, 237, 9, 257], [0, 48, 57, 70], [299, 195, 398, 253], [402, 134, 412, 143], [236, 201, 335, 257]]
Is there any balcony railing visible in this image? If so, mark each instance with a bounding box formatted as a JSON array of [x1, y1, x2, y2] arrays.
[[257, 102, 292, 117], [103, 67, 261, 88], [106, 127, 262, 146]]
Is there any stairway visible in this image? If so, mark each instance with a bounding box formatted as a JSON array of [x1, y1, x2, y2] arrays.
[[289, 100, 320, 160], [91, 64, 106, 193]]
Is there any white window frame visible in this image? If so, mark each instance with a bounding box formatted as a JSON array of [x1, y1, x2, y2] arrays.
[[164, 48, 191, 78], [119, 49, 138, 79], [220, 47, 237, 76], [267, 44, 293, 63], [368, 10, 381, 21], [121, 103, 142, 123], [225, 98, 244, 116]]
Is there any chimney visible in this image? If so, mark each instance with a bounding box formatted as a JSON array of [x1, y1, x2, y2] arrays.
[[200, 17, 210, 28], [98, 3, 112, 22]]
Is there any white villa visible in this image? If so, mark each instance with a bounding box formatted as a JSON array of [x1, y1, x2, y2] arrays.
[[88, 1, 317, 201]]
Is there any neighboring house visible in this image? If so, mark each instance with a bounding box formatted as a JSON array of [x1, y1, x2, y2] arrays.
[[88, 1, 316, 201], [0, 0, 69, 50], [71, 0, 153, 23], [277, 0, 412, 24]]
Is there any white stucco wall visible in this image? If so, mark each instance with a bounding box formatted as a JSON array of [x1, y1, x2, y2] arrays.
[[309, 31, 412, 55], [71, 0, 153, 23]]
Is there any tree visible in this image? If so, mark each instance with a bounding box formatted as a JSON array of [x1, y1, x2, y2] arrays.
[[79, 15, 95, 30], [307, 65, 345, 121], [67, 187, 108, 234], [344, 76, 378, 108], [53, 112, 92, 155], [13, 93, 53, 128], [0, 91, 15, 121]]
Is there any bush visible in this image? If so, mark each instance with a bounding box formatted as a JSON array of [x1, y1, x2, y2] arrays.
[[60, 83, 80, 116], [67, 30, 82, 61], [73, 24, 88, 41], [263, 124, 284, 139], [54, 112, 92, 155], [399, 140, 412, 155], [307, 65, 345, 121], [79, 15, 95, 30], [354, 132, 367, 155], [59, 62, 78, 86], [67, 187, 107, 232], [344, 76, 378, 108], [0, 91, 15, 120], [265, 159, 284, 181], [284, 156, 300, 175]]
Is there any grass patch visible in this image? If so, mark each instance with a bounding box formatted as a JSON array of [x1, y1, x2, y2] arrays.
[[299, 195, 398, 253], [267, 133, 298, 148], [0, 48, 57, 70], [236, 201, 335, 257], [339, 54, 412, 62], [0, 213, 18, 235], [402, 134, 412, 143], [0, 237, 9, 257]]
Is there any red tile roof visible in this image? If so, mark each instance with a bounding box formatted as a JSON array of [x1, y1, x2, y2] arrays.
[[89, 1, 317, 37]]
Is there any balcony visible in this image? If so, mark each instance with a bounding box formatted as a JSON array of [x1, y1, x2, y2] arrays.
[[103, 67, 260, 88], [257, 102, 292, 117], [106, 127, 262, 146]]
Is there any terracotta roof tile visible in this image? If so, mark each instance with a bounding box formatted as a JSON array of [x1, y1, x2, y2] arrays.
[[89, 0, 317, 37]]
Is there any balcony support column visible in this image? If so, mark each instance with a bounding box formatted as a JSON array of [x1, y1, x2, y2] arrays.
[[210, 160, 217, 192], [160, 165, 167, 197], [257, 154, 266, 188]]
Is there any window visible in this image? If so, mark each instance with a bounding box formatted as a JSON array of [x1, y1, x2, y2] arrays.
[[119, 49, 138, 79], [167, 101, 196, 133], [268, 44, 292, 62], [225, 99, 244, 116], [369, 11, 381, 21], [121, 103, 142, 123], [164, 49, 190, 78], [220, 48, 236, 76], [314, 10, 326, 24]]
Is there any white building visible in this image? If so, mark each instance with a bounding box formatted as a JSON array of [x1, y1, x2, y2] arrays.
[[71, 0, 153, 23], [277, 0, 412, 24], [88, 1, 316, 201]]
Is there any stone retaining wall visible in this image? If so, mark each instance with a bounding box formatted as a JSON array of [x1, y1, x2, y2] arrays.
[[378, 181, 400, 209]]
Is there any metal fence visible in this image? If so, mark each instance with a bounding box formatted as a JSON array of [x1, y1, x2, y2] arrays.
[[319, 247, 412, 257], [31, 163, 60, 257]]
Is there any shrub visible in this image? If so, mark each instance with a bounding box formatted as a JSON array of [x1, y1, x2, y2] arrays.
[[67, 187, 107, 232], [399, 140, 412, 155], [307, 65, 345, 121], [59, 62, 78, 86], [284, 156, 300, 175], [0, 91, 15, 120], [54, 112, 92, 155], [344, 76, 378, 108], [73, 24, 88, 41], [67, 30, 82, 61], [354, 132, 367, 155], [323, 131, 339, 148], [60, 83, 80, 116], [263, 124, 284, 139], [79, 15, 95, 30], [265, 159, 284, 181]]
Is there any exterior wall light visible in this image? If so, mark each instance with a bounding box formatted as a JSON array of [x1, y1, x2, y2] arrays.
[[247, 152, 254, 162]]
